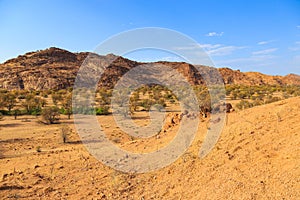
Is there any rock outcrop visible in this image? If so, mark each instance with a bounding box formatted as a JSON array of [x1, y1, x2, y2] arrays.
[[0, 47, 299, 90]]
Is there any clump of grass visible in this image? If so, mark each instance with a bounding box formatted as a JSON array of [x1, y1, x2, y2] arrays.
[[50, 165, 55, 180]]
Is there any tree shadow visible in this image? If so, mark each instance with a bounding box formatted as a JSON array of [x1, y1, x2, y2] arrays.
[[131, 115, 150, 120], [67, 139, 103, 145], [0, 138, 27, 144], [0, 123, 22, 128], [0, 185, 24, 190]]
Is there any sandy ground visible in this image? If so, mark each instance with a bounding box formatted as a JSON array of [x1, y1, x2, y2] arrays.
[[0, 97, 299, 199]]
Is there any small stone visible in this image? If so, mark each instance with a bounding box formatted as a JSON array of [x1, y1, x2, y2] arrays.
[[34, 165, 40, 169]]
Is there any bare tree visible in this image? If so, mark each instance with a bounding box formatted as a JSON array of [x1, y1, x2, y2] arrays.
[[41, 107, 60, 124]]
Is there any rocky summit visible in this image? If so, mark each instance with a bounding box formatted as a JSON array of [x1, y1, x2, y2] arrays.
[[0, 47, 299, 90]]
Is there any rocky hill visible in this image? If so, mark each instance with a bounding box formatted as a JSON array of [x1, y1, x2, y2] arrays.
[[0, 47, 299, 90]]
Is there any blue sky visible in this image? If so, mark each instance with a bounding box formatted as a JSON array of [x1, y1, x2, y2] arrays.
[[0, 0, 300, 75]]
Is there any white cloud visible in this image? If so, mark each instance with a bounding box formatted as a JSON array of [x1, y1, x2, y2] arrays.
[[207, 46, 246, 56], [216, 55, 274, 64], [289, 47, 300, 51], [252, 48, 278, 55], [173, 44, 201, 50], [215, 54, 277, 68], [199, 44, 222, 49], [205, 32, 224, 37], [173, 43, 222, 51], [297, 25, 300, 29], [257, 40, 274, 45], [173, 43, 245, 57]]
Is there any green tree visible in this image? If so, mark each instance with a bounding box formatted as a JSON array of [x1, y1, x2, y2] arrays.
[[2, 93, 17, 112], [13, 109, 21, 120], [61, 94, 72, 119], [22, 94, 44, 114]]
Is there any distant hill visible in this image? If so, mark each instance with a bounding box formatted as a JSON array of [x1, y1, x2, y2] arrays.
[[0, 47, 299, 90]]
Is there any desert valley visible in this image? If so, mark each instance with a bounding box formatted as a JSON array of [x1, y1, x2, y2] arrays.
[[0, 48, 299, 199]]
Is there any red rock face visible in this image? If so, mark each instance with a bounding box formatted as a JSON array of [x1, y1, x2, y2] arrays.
[[0, 47, 299, 90]]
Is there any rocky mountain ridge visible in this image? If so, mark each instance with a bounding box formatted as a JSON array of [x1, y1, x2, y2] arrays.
[[0, 47, 299, 90]]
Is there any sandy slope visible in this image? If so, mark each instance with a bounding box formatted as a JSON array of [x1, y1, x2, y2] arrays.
[[0, 97, 299, 199]]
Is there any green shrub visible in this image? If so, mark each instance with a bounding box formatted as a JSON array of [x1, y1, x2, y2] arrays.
[[30, 107, 41, 116], [73, 106, 94, 115], [265, 96, 281, 104], [139, 99, 154, 111], [236, 100, 253, 110], [0, 110, 9, 115], [95, 106, 110, 115], [252, 100, 263, 106]]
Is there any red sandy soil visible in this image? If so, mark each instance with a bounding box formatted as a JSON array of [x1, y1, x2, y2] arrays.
[[0, 97, 299, 199]]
